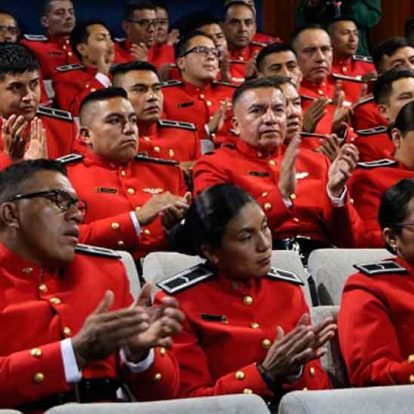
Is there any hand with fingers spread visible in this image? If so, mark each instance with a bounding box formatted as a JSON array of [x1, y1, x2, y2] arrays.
[[71, 290, 151, 369], [316, 133, 340, 162], [302, 98, 329, 133], [126, 283, 185, 362], [130, 42, 149, 62], [278, 134, 301, 200], [244, 51, 259, 79], [328, 143, 359, 197], [96, 53, 112, 76], [24, 117, 48, 160], [167, 29, 180, 46], [332, 88, 352, 134], [1, 114, 28, 161], [206, 99, 232, 136], [219, 50, 232, 84], [160, 191, 192, 231]]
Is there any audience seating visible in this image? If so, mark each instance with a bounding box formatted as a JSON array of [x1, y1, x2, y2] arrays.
[[117, 249, 140, 299], [200, 139, 215, 154], [142, 250, 312, 304], [310, 305, 348, 388], [308, 248, 395, 305], [278, 384, 414, 414], [0, 411, 23, 414], [44, 394, 270, 414]]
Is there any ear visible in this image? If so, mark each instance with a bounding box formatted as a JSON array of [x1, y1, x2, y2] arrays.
[[122, 20, 130, 37], [391, 127, 402, 150], [377, 103, 388, 120], [79, 126, 92, 146], [40, 16, 49, 29], [383, 227, 398, 253], [76, 43, 88, 60], [200, 243, 220, 266], [231, 116, 240, 136], [176, 56, 185, 71], [0, 202, 21, 229]]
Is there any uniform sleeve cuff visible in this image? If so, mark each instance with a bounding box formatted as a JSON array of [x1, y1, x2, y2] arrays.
[[61, 339, 82, 383], [130, 211, 141, 235], [120, 348, 155, 373], [327, 185, 347, 207]]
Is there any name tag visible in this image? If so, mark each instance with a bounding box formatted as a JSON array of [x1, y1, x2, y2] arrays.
[[200, 314, 228, 323], [248, 171, 270, 177], [178, 101, 194, 108], [96, 187, 117, 194]]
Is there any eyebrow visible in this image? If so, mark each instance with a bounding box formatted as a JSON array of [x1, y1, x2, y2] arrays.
[[131, 82, 161, 88]]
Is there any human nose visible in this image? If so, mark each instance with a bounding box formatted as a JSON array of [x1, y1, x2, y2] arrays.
[[257, 229, 271, 252], [123, 119, 137, 135], [263, 107, 277, 123]]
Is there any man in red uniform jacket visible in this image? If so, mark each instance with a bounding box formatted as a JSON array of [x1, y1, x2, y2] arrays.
[[63, 87, 190, 259], [112, 61, 200, 167], [162, 31, 235, 141], [193, 77, 362, 255], [21, 0, 78, 79], [116, 1, 175, 69], [0, 159, 184, 411], [0, 44, 78, 171], [53, 20, 122, 116]]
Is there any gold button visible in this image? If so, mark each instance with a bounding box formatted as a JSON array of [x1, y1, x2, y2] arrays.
[[262, 338, 271, 349], [68, 51, 73, 57], [264, 202, 272, 211], [293, 217, 300, 223], [33, 372, 45, 383], [154, 146, 160, 152], [168, 149, 175, 157], [90, 88, 96, 92], [410, 374, 414, 384], [342, 66, 347, 73], [22, 267, 33, 274], [408, 355, 414, 363], [235, 370, 245, 380], [317, 89, 324, 96], [250, 322, 260, 329], [30, 348, 42, 358], [268, 160, 276, 166], [350, 198, 354, 204], [127, 188, 135, 195], [63, 326, 72, 337], [290, 193, 297, 200], [206, 100, 212, 107], [243, 295, 253, 305], [38, 284, 48, 293], [309, 366, 316, 377], [159, 347, 166, 356], [243, 388, 253, 394], [135, 206, 141, 212], [154, 373, 162, 381], [111, 222, 120, 230], [144, 136, 151, 142], [303, 387, 308, 391], [117, 240, 125, 247], [261, 192, 268, 197], [120, 170, 126, 177], [257, 151, 263, 157], [50, 297, 61, 305], [144, 229, 151, 235], [200, 93, 205, 99], [85, 83, 90, 88]]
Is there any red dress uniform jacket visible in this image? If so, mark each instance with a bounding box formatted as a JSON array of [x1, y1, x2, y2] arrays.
[[0, 243, 179, 410], [161, 79, 236, 139], [338, 257, 414, 386], [332, 55, 375, 103], [64, 152, 187, 259], [138, 119, 201, 163], [193, 139, 361, 247], [21, 34, 79, 79], [352, 125, 394, 162], [0, 106, 79, 171], [53, 64, 110, 116], [352, 96, 387, 130], [348, 159, 414, 247], [155, 266, 330, 398], [253, 32, 283, 45]]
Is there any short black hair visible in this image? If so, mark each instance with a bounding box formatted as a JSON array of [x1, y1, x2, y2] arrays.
[[224, 1, 255, 19], [111, 61, 158, 79], [373, 69, 414, 105], [0, 43, 39, 81], [394, 100, 414, 137], [153, 1, 168, 12], [124, 0, 156, 20], [256, 43, 296, 73], [292, 24, 326, 51], [79, 87, 128, 122], [42, 0, 73, 15], [378, 178, 414, 251], [175, 30, 214, 59], [326, 15, 359, 31], [70, 20, 109, 61], [177, 11, 221, 37], [233, 77, 284, 107], [0, 159, 67, 206], [372, 37, 411, 73]]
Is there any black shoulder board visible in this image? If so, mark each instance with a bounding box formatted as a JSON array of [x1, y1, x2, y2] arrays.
[[56, 63, 84, 72], [356, 126, 388, 136], [75, 244, 121, 259], [332, 73, 364, 83], [157, 263, 214, 294], [57, 153, 84, 164], [135, 154, 179, 166], [160, 80, 183, 88], [354, 261, 406, 275], [353, 95, 374, 108], [37, 106, 73, 122], [267, 268, 304, 285], [357, 158, 397, 169], [213, 81, 237, 88], [24, 34, 47, 42], [251, 40, 266, 48], [158, 119, 196, 131], [353, 54, 373, 63]]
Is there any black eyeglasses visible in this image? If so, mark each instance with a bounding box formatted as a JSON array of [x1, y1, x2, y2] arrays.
[[181, 46, 221, 59], [9, 189, 86, 215], [0, 25, 19, 35], [126, 19, 159, 28]]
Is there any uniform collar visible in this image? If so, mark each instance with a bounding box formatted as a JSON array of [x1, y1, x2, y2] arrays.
[[137, 120, 158, 137], [48, 34, 70, 47], [181, 78, 212, 94], [235, 139, 280, 160], [228, 44, 252, 61], [216, 268, 263, 294], [84, 150, 130, 169]]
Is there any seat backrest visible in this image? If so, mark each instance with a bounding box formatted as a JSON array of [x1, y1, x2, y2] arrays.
[[278, 385, 414, 414], [310, 305, 348, 388], [44, 394, 270, 414], [43, 79, 55, 99], [117, 250, 140, 299], [143, 250, 311, 304], [0, 411, 23, 414], [308, 248, 395, 305]]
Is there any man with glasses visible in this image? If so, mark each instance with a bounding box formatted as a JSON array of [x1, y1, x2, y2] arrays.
[[116, 0, 175, 69], [21, 0, 78, 80], [162, 31, 235, 141], [61, 87, 190, 258], [0, 158, 184, 410], [0, 9, 20, 43]]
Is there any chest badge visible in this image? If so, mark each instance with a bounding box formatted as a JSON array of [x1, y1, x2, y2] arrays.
[[295, 172, 309, 180], [142, 188, 164, 195]]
